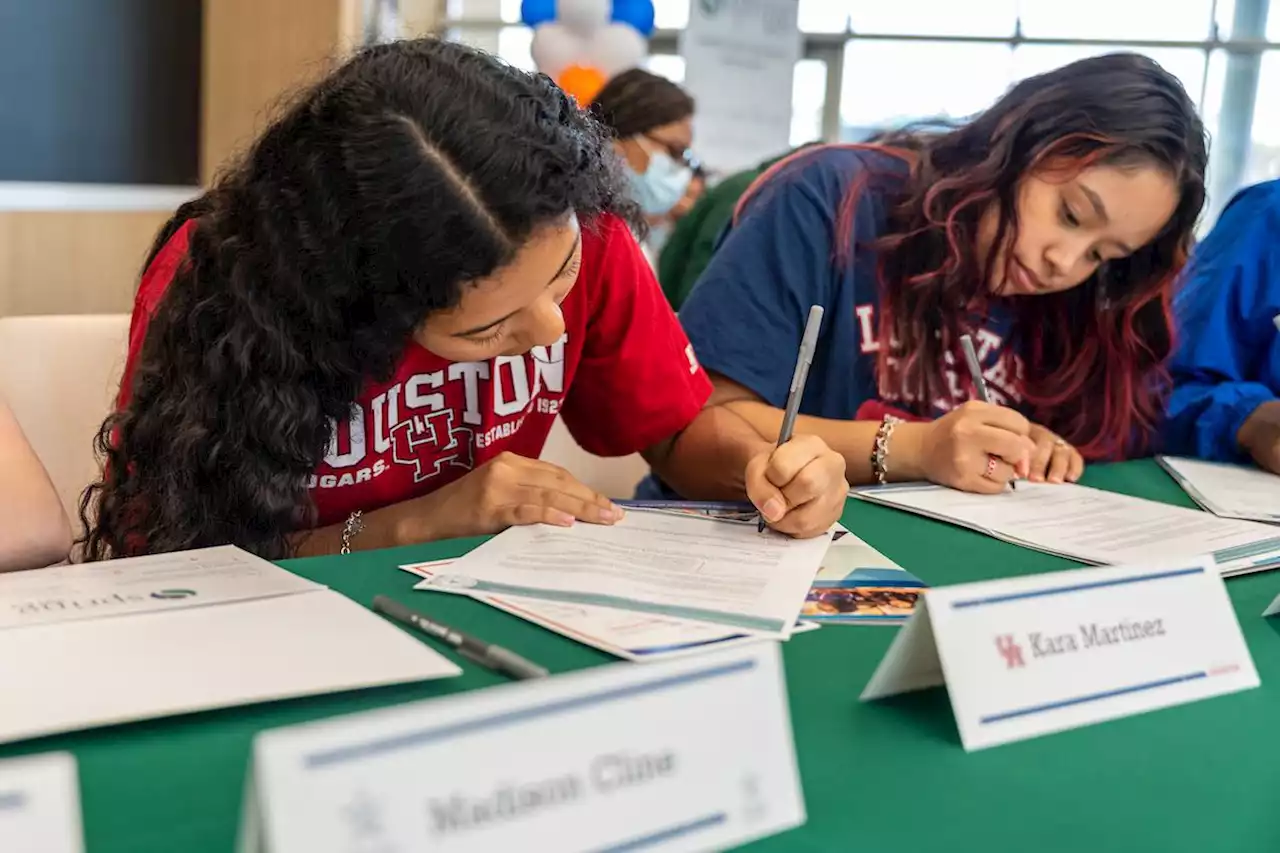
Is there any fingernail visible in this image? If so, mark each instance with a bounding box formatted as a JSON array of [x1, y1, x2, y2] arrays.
[[610, 503, 625, 520], [551, 511, 575, 527], [763, 497, 785, 521], [1031, 474, 1044, 482], [596, 504, 621, 523]]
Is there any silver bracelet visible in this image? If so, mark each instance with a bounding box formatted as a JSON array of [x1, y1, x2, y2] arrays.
[[340, 510, 365, 556], [870, 415, 903, 485]]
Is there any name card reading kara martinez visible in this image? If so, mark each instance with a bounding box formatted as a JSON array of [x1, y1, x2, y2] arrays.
[[861, 558, 1258, 751], [238, 644, 805, 853]]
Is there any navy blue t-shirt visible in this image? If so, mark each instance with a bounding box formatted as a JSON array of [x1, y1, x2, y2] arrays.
[[636, 146, 1021, 498]]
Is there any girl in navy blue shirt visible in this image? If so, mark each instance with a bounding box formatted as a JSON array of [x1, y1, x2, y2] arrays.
[[673, 54, 1207, 495]]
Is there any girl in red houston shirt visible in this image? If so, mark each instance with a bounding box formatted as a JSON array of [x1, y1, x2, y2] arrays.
[[79, 38, 846, 560]]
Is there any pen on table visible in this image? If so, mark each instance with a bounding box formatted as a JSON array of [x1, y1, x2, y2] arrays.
[[372, 595, 548, 681], [760, 304, 825, 533], [958, 333, 1016, 491]]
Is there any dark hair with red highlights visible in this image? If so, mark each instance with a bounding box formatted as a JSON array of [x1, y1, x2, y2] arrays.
[[741, 53, 1207, 459]]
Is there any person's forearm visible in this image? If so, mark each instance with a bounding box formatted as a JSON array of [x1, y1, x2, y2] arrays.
[[647, 405, 773, 499], [0, 496, 71, 572], [720, 400, 931, 485], [290, 501, 417, 557], [0, 404, 72, 571]]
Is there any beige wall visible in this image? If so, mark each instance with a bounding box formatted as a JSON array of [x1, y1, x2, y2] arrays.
[[0, 210, 171, 317], [201, 0, 366, 182]]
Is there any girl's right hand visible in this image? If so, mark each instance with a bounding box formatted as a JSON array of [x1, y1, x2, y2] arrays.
[[394, 452, 625, 544], [914, 401, 1035, 494]]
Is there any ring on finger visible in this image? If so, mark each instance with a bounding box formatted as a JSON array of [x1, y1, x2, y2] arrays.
[[983, 454, 999, 480]]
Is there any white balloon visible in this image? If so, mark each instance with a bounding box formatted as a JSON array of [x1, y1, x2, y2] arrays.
[[586, 23, 648, 77], [557, 0, 611, 37], [530, 23, 585, 79]]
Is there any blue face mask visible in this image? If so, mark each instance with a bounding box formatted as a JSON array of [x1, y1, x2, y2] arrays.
[[627, 147, 694, 217]]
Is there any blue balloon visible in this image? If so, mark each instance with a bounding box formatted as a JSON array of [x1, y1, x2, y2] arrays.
[[610, 0, 655, 35], [520, 0, 557, 27]]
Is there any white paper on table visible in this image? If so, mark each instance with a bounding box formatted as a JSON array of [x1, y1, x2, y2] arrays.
[[1158, 456, 1280, 523], [413, 513, 831, 637], [0, 545, 321, 630], [0, 548, 460, 746], [0, 753, 83, 853], [400, 562, 819, 661], [854, 481, 1280, 577]]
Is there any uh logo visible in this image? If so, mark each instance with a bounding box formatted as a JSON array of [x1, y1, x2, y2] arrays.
[[995, 634, 1025, 669]]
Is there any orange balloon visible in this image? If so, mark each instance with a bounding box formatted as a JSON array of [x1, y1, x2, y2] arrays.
[[556, 64, 607, 106]]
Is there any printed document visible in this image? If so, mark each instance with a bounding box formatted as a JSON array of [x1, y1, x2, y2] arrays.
[[401, 560, 817, 661], [0, 546, 459, 745], [416, 511, 831, 636], [854, 481, 1280, 577], [1158, 456, 1280, 523]]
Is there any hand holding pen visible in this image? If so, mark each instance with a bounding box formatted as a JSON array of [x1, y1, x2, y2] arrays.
[[910, 334, 1034, 494], [743, 305, 849, 538]]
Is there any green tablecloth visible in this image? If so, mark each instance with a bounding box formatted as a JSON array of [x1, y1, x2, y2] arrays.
[[4, 460, 1279, 851]]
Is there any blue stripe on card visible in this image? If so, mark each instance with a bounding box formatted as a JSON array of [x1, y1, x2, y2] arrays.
[[304, 658, 757, 769], [0, 792, 25, 812], [592, 813, 727, 852], [979, 672, 1207, 724], [950, 567, 1204, 610]]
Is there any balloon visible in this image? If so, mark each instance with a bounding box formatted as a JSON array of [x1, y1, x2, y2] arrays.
[[530, 23, 584, 80], [557, 0, 611, 37], [586, 23, 648, 77], [609, 0, 655, 36], [556, 64, 608, 105], [519, 0, 557, 27]]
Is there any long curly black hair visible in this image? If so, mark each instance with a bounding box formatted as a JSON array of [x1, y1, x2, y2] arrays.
[[79, 38, 638, 560]]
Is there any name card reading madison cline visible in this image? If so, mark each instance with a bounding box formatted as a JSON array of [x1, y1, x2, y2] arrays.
[[239, 644, 805, 853]]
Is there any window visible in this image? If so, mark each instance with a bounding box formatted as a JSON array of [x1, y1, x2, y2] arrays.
[[644, 53, 686, 84], [653, 0, 689, 30], [497, 26, 535, 71], [841, 41, 1014, 136], [797, 0, 848, 34], [446, 0, 1280, 227], [792, 59, 827, 146], [1018, 0, 1216, 41], [849, 0, 1016, 37], [1246, 51, 1280, 184]]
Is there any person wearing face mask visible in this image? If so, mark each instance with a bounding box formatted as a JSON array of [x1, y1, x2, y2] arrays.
[[81, 40, 847, 561], [589, 69, 701, 261], [638, 54, 1207, 500]]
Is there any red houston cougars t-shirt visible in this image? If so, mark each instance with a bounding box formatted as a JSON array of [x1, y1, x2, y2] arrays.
[[118, 214, 712, 528]]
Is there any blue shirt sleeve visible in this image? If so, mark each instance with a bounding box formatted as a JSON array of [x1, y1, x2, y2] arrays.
[[677, 148, 866, 408], [1164, 181, 1280, 461]]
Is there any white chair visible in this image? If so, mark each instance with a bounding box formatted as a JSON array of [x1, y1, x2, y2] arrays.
[[539, 417, 651, 499], [0, 315, 131, 526]]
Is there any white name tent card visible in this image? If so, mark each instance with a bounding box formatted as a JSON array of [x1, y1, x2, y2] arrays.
[[0, 753, 84, 853], [0, 546, 460, 745], [239, 643, 805, 853], [862, 558, 1258, 751]]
